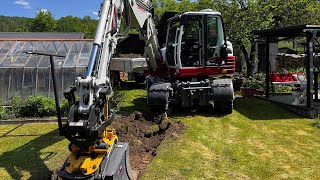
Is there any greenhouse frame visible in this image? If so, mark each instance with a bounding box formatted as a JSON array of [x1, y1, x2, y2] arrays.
[[0, 32, 94, 104]]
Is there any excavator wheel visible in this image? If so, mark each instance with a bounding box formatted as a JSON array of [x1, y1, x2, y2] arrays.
[[214, 100, 233, 114], [150, 105, 167, 114]]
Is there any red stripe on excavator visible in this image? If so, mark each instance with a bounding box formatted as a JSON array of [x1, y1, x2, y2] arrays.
[[112, 5, 117, 28], [177, 56, 236, 78], [137, 5, 145, 12]]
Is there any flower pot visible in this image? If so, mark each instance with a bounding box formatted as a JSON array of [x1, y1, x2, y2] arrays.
[[241, 87, 256, 98], [255, 89, 264, 96], [233, 78, 244, 91]]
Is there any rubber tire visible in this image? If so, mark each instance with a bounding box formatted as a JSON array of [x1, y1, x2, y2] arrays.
[[150, 105, 166, 114], [134, 73, 145, 84], [214, 100, 233, 114]]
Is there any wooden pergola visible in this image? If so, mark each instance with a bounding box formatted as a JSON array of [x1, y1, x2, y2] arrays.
[[253, 25, 320, 108]]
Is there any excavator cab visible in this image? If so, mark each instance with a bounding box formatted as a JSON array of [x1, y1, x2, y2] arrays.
[[164, 10, 228, 71]]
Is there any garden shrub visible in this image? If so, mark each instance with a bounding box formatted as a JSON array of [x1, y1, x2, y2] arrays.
[[11, 95, 68, 118], [9, 94, 117, 118], [60, 98, 69, 117], [0, 98, 6, 119]]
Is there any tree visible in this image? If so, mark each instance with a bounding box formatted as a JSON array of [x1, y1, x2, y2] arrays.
[[216, 0, 320, 76], [56, 16, 83, 32], [28, 10, 57, 32], [81, 16, 98, 39]]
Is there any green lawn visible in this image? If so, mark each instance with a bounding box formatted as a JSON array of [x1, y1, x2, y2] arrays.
[[142, 98, 320, 179], [0, 88, 320, 179], [0, 124, 69, 179]]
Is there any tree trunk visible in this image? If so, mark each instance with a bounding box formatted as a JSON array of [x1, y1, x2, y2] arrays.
[[240, 40, 256, 77]]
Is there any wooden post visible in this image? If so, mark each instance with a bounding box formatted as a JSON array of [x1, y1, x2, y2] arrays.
[[306, 33, 314, 108], [265, 37, 270, 98]]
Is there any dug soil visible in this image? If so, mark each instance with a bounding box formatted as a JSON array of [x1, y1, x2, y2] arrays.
[[52, 112, 186, 179], [112, 112, 186, 178]]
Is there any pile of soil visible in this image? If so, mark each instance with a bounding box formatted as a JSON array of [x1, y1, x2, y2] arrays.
[[112, 112, 186, 178], [51, 112, 186, 179]]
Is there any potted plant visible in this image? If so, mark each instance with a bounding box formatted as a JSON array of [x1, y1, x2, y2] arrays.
[[240, 78, 256, 97], [252, 73, 266, 96]]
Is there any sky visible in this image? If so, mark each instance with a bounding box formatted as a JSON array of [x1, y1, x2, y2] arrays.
[[0, 0, 103, 19]]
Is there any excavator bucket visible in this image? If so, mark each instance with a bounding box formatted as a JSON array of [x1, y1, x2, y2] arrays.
[[102, 142, 134, 179], [58, 142, 134, 180]]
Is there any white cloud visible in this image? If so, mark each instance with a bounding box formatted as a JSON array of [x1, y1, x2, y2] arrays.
[[40, 9, 48, 13], [92, 11, 99, 16], [13, 0, 31, 9]]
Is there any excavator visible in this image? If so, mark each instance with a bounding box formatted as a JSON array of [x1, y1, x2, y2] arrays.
[[56, 0, 236, 179]]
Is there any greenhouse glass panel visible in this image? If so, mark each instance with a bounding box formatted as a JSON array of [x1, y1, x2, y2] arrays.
[[11, 41, 35, 67], [48, 68, 63, 98], [79, 41, 92, 67], [0, 41, 17, 65], [0, 41, 5, 49], [0, 68, 11, 103], [37, 68, 51, 96], [62, 67, 76, 94], [0, 41, 26, 67], [9, 68, 24, 99], [53, 41, 62, 52], [63, 41, 83, 67], [38, 41, 58, 67], [26, 41, 46, 67], [22, 68, 37, 98], [59, 41, 72, 55], [76, 67, 87, 78]]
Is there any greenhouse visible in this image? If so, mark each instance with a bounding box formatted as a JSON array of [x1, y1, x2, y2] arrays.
[[0, 32, 94, 103]]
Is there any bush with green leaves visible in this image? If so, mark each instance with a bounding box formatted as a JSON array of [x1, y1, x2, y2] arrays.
[[0, 98, 6, 119], [11, 95, 69, 118], [242, 73, 266, 90]]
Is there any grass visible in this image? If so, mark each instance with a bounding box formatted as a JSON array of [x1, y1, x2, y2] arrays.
[[116, 84, 147, 113], [1, 87, 320, 179], [0, 124, 69, 179], [142, 98, 320, 179], [0, 85, 147, 179]]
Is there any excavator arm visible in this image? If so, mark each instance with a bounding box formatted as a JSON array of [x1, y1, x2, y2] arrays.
[[59, 0, 160, 179]]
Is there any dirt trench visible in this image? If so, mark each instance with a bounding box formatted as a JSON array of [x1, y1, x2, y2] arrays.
[[52, 112, 186, 179], [112, 112, 186, 178]]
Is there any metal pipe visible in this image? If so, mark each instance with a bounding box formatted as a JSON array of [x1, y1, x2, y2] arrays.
[[49, 55, 63, 135], [26, 51, 65, 136], [86, 45, 99, 77], [94, 0, 111, 45]]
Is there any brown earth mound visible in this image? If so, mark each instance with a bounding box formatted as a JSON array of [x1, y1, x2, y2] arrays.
[[112, 112, 186, 178], [52, 112, 186, 179]]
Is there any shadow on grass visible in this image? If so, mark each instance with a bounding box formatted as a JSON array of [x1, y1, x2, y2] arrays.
[[311, 121, 320, 128], [0, 128, 64, 179], [234, 97, 302, 120], [170, 105, 227, 118], [0, 124, 24, 138], [117, 81, 145, 90], [119, 97, 148, 115]]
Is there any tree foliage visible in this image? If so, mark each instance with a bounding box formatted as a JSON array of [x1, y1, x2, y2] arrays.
[[29, 10, 57, 32], [0, 11, 97, 38], [1, 0, 320, 73], [0, 16, 31, 32]]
